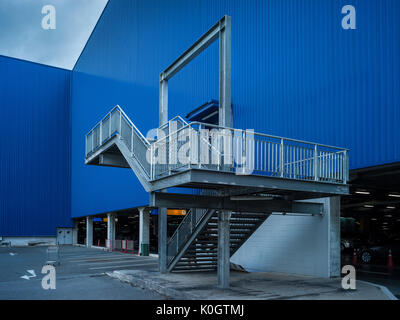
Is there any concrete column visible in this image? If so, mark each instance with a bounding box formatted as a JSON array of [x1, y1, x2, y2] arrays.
[[158, 207, 168, 273], [86, 216, 93, 247], [107, 213, 116, 250], [217, 210, 231, 289], [72, 220, 78, 245], [328, 197, 341, 277], [139, 207, 150, 256]]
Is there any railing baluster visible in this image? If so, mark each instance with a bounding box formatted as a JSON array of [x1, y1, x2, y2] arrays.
[[119, 110, 122, 136], [314, 145, 319, 181], [86, 106, 349, 186]]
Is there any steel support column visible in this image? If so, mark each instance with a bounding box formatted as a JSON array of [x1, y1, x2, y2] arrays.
[[217, 210, 231, 288], [139, 207, 150, 256], [86, 216, 93, 248], [158, 206, 168, 273], [107, 213, 116, 249], [328, 197, 341, 277], [219, 15, 232, 127]]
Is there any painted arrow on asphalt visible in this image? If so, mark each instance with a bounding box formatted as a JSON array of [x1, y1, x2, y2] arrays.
[[21, 270, 37, 280]]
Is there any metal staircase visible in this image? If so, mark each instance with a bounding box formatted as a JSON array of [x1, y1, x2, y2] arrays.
[[85, 105, 349, 274], [85, 105, 349, 197], [168, 210, 271, 272], [83, 16, 350, 287]]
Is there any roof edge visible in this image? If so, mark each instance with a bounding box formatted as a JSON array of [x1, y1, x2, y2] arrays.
[[72, 0, 110, 71]]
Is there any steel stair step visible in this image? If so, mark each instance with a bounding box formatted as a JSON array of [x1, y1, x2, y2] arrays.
[[178, 259, 217, 264], [174, 264, 217, 269], [181, 255, 217, 259]]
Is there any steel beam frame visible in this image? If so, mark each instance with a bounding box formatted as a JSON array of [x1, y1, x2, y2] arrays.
[[159, 15, 232, 127], [150, 192, 324, 215], [149, 168, 349, 196]]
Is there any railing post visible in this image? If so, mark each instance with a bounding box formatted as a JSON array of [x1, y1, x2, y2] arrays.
[[190, 210, 194, 232], [99, 121, 102, 144], [176, 231, 179, 252], [314, 145, 319, 181], [109, 114, 111, 137], [119, 110, 122, 137], [188, 125, 192, 169], [344, 150, 348, 184], [150, 144, 153, 180], [280, 139, 284, 177], [131, 126, 134, 153]]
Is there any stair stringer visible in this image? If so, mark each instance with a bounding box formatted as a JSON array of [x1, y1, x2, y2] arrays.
[[86, 134, 153, 192]]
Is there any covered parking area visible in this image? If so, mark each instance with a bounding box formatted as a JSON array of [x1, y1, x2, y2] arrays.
[[341, 163, 400, 266], [74, 207, 186, 256]]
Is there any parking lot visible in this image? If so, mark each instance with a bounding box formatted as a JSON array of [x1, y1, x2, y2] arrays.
[[0, 245, 162, 300]]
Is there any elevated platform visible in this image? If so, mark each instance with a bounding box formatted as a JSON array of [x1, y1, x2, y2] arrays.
[[85, 106, 349, 199]]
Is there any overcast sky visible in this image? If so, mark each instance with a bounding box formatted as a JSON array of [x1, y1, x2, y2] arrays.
[[0, 0, 108, 70]]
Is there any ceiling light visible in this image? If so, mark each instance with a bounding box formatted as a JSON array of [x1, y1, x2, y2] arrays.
[[386, 206, 396, 209], [355, 191, 370, 195], [364, 205, 374, 208], [371, 218, 377, 221], [384, 215, 392, 218], [388, 194, 400, 198]]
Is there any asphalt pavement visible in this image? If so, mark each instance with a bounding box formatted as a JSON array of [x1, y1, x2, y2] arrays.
[[0, 245, 163, 300], [342, 253, 400, 298]]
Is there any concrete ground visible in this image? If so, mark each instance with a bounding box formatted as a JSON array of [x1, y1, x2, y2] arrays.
[[2, 246, 396, 300], [108, 268, 395, 300], [0, 246, 164, 300]]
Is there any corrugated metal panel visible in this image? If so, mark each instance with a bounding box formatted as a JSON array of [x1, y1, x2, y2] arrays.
[[71, 0, 400, 217], [0, 56, 72, 236]]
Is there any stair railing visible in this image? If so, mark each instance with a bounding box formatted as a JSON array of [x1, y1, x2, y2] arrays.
[[167, 208, 208, 265], [85, 105, 151, 178], [86, 106, 349, 185], [150, 121, 349, 184]]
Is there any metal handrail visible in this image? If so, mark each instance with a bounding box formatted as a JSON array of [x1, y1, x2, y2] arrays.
[[159, 115, 188, 130], [151, 121, 349, 184], [154, 120, 348, 151], [85, 106, 349, 185], [167, 208, 209, 265], [85, 105, 150, 147]]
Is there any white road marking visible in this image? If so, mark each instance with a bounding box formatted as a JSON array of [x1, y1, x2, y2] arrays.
[[89, 262, 158, 270], [21, 270, 37, 280], [78, 258, 156, 266], [27, 270, 36, 277], [65, 255, 146, 262], [60, 253, 114, 258]]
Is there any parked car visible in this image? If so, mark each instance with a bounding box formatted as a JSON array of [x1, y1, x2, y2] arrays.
[[358, 240, 400, 264]]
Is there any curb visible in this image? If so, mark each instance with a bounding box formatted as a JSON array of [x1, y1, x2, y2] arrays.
[[358, 280, 398, 300], [106, 270, 199, 300]]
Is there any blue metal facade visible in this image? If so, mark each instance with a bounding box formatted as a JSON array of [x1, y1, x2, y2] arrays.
[[0, 56, 72, 236], [71, 0, 400, 218]]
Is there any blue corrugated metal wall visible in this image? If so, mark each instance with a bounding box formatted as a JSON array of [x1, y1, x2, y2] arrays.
[[71, 0, 400, 217], [0, 56, 72, 236]]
